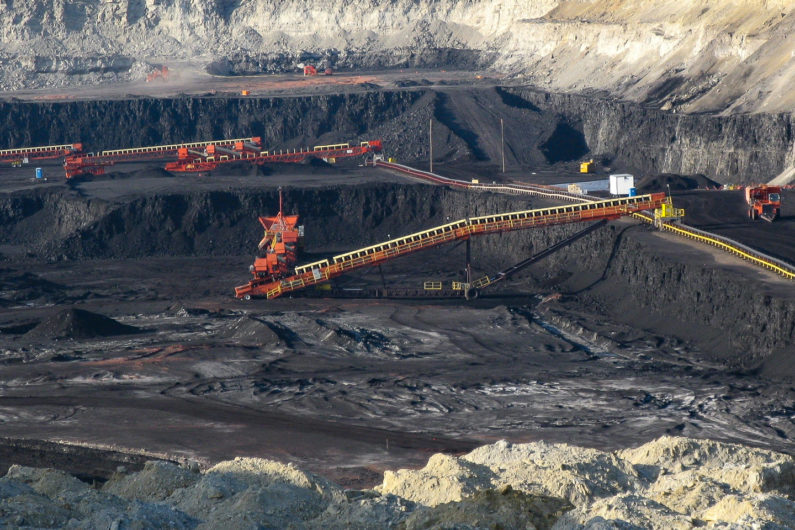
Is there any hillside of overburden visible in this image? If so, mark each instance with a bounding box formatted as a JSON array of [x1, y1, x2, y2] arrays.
[[2, 0, 795, 114]]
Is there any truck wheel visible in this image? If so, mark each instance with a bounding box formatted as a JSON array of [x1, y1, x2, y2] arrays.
[[244, 294, 251, 301]]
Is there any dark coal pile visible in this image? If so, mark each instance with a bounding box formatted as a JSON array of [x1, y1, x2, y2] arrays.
[[68, 167, 174, 184], [24, 308, 139, 340], [0, 322, 38, 335], [220, 315, 283, 346], [636, 173, 721, 192], [0, 270, 70, 305], [0, 437, 171, 485], [303, 157, 335, 169], [269, 158, 340, 174], [209, 161, 271, 177]]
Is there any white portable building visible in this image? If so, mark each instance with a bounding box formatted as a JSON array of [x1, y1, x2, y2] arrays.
[[609, 174, 634, 196]]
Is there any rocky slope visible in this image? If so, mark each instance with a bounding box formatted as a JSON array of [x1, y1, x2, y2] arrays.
[[1, 182, 792, 374], [0, 436, 792, 528], [1, 88, 793, 183], [2, 1, 795, 114]]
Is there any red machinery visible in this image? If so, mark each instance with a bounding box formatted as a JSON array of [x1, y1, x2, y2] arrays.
[[165, 140, 382, 173], [146, 66, 169, 82], [235, 192, 667, 300], [249, 189, 303, 282], [63, 137, 259, 178], [746, 185, 782, 221], [1, 143, 82, 163], [60, 137, 380, 178], [303, 65, 317, 76], [64, 156, 115, 178]]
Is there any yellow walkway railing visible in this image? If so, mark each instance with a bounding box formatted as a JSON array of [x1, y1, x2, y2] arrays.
[[379, 161, 795, 282]]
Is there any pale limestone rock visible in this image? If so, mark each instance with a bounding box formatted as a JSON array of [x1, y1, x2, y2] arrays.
[[169, 456, 346, 528], [1, 436, 793, 528], [376, 452, 493, 506], [102, 460, 200, 502], [2, 1, 795, 111], [701, 493, 795, 527]]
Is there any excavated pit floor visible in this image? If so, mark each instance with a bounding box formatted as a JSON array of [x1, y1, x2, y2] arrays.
[[0, 165, 792, 488]]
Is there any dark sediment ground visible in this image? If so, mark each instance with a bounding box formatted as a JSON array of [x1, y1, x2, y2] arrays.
[[0, 85, 793, 487], [0, 161, 792, 487]]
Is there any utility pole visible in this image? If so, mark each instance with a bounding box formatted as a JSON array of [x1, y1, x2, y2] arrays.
[[501, 118, 505, 173], [429, 118, 433, 173]]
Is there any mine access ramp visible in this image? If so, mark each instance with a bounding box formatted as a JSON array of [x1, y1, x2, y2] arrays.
[[235, 192, 667, 300]]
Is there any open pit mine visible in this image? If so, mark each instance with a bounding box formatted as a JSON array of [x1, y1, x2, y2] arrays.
[[0, 0, 793, 528]]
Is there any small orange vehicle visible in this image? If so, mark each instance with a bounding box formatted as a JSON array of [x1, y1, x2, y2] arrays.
[[745, 185, 782, 222]]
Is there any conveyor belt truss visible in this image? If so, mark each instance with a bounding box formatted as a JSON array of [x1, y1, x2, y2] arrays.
[[235, 192, 666, 299], [63, 137, 259, 178], [166, 140, 382, 173], [1, 143, 82, 162]]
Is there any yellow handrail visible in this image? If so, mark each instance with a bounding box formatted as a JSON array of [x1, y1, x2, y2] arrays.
[[633, 213, 795, 280]]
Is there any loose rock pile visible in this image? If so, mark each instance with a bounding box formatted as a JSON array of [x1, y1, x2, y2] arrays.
[[24, 308, 140, 341], [0, 436, 792, 528]]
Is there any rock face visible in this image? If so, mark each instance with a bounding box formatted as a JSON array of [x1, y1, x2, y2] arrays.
[[1, 88, 792, 183], [0, 436, 792, 528], [509, 87, 795, 185], [3, 183, 793, 367], [2, 1, 795, 113]]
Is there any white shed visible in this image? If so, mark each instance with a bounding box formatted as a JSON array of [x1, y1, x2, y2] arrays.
[[609, 174, 634, 196]]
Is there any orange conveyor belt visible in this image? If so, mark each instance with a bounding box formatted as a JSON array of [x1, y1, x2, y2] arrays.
[[235, 192, 666, 299]]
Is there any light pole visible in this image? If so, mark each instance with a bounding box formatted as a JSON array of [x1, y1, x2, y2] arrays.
[[429, 118, 433, 173], [501, 117, 505, 173]]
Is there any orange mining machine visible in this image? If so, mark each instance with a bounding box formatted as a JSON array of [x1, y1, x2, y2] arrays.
[[146, 66, 169, 82], [248, 189, 303, 283], [235, 192, 668, 300], [746, 185, 782, 222], [165, 139, 382, 173], [1, 143, 82, 163]]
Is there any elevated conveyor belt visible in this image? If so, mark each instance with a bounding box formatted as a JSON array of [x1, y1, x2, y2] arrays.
[[235, 192, 666, 299], [379, 160, 795, 281], [375, 161, 590, 203], [96, 137, 256, 160], [1, 143, 82, 162], [63, 137, 260, 178], [166, 140, 382, 173], [632, 213, 795, 279]]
